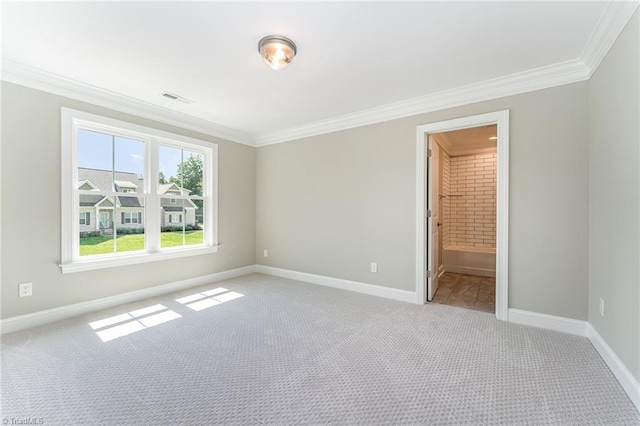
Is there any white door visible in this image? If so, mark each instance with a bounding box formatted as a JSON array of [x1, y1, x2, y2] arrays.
[[100, 212, 109, 228], [427, 136, 440, 301]]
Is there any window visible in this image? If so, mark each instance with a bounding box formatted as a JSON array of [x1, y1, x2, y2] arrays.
[[61, 108, 218, 273], [169, 214, 182, 224], [123, 212, 142, 224], [158, 145, 205, 248]]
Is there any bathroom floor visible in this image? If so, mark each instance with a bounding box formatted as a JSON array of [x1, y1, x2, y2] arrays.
[[432, 273, 495, 312]]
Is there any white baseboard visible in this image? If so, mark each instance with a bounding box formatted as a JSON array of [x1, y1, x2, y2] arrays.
[[255, 265, 416, 304], [587, 324, 640, 412], [0, 265, 257, 335], [508, 308, 588, 336]]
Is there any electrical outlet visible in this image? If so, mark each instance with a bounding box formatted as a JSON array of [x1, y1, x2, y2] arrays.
[[599, 298, 604, 317], [19, 282, 32, 298], [263, 249, 268, 258], [370, 262, 378, 273]]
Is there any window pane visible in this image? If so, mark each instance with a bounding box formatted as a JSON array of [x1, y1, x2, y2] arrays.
[[78, 129, 113, 170], [114, 136, 144, 193], [160, 198, 203, 248], [114, 196, 145, 253], [77, 130, 144, 194], [77, 197, 145, 257], [193, 199, 204, 230], [161, 198, 185, 248], [190, 199, 205, 246], [77, 129, 113, 190], [79, 200, 114, 257], [182, 151, 204, 196], [158, 145, 203, 196]]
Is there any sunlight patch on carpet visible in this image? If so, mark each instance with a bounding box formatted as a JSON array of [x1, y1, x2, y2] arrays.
[[89, 304, 182, 342], [175, 287, 244, 311]]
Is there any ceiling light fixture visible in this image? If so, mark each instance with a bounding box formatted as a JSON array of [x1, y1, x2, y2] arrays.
[[258, 35, 297, 70]]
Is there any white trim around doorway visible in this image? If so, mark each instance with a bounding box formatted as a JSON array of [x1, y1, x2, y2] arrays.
[[415, 110, 509, 321]]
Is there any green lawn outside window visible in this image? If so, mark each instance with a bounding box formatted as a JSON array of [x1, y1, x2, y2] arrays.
[[79, 231, 204, 256]]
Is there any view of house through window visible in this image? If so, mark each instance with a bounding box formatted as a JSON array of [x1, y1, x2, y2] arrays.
[[158, 145, 204, 248], [61, 108, 217, 272], [73, 119, 209, 259], [77, 129, 146, 256]]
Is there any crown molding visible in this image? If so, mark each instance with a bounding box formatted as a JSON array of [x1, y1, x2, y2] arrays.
[[256, 3, 639, 147], [255, 59, 589, 146], [4, 3, 636, 149], [581, 1, 639, 78], [0, 60, 256, 146]]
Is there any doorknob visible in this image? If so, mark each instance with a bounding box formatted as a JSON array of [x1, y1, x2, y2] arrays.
[[437, 222, 442, 227]]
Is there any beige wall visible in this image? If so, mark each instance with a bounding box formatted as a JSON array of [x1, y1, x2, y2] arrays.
[[257, 82, 590, 320], [588, 11, 639, 381], [1, 80, 593, 325], [0, 82, 256, 319]]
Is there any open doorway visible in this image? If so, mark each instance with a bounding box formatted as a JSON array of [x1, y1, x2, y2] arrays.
[[430, 126, 497, 312], [416, 111, 509, 320]]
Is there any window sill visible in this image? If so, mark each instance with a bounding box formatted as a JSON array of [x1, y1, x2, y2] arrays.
[[60, 245, 220, 274]]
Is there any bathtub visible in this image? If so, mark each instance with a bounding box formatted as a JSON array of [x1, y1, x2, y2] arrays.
[[443, 245, 496, 277]]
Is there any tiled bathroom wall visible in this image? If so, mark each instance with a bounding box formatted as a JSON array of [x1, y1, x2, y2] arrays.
[[442, 150, 451, 248], [448, 151, 497, 248]]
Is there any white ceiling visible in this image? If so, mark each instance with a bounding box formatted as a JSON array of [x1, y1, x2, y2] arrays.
[[1, 2, 630, 145]]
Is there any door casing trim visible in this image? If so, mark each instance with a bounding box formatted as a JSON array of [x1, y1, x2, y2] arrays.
[[415, 110, 509, 321]]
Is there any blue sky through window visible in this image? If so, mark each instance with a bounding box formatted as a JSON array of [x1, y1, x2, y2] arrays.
[[77, 129, 201, 181]]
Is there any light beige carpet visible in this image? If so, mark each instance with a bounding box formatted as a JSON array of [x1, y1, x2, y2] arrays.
[[2, 273, 638, 425]]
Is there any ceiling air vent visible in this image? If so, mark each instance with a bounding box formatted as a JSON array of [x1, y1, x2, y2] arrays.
[[160, 91, 194, 104]]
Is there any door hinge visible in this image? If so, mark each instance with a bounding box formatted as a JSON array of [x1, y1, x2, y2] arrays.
[[426, 210, 432, 217], [426, 270, 432, 278], [427, 149, 432, 157]]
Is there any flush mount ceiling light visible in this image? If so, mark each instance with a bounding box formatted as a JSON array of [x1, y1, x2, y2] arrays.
[[258, 35, 297, 70]]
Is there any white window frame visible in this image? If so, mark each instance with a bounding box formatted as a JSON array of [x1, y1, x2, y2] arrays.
[[61, 108, 219, 274], [79, 212, 88, 225]]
